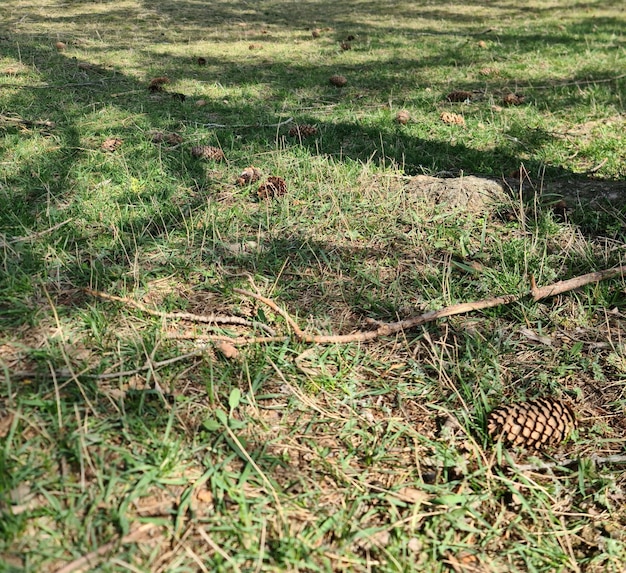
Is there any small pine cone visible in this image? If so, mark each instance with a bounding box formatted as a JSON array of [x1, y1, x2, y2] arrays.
[[289, 124, 318, 138], [395, 110, 411, 124], [148, 76, 170, 92], [236, 166, 262, 186], [257, 176, 287, 199], [487, 397, 576, 449], [329, 74, 347, 87], [440, 111, 465, 126], [191, 145, 225, 161], [166, 132, 184, 145], [151, 131, 183, 145], [446, 90, 474, 102], [101, 137, 123, 152], [502, 93, 526, 106]]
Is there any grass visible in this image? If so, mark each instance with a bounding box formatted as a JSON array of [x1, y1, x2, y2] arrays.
[[1, 0, 625, 571]]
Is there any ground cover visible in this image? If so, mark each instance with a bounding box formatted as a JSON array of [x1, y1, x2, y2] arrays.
[[1, 0, 625, 570]]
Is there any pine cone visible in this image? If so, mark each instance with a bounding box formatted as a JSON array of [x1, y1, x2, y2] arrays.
[[502, 93, 526, 106], [440, 111, 465, 126], [101, 137, 123, 152], [329, 74, 347, 87], [395, 110, 411, 125], [487, 397, 576, 449], [148, 76, 170, 92], [446, 90, 474, 103], [191, 145, 225, 161], [151, 131, 183, 145], [257, 176, 287, 199], [289, 124, 318, 138], [236, 166, 262, 186]]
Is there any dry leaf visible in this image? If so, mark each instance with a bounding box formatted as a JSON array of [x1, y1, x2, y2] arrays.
[[195, 489, 214, 504], [519, 327, 552, 346], [396, 486, 429, 504], [355, 530, 391, 550], [215, 341, 239, 359], [446, 551, 481, 573], [479, 67, 499, 76]]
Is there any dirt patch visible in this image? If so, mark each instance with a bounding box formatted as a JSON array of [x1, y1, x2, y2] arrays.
[[404, 175, 508, 213]]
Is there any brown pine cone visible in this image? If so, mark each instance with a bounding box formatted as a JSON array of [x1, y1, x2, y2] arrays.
[[487, 397, 576, 449], [191, 145, 225, 161], [440, 111, 465, 126], [395, 110, 411, 125], [288, 124, 318, 138], [502, 93, 526, 106], [329, 74, 347, 87], [236, 166, 262, 186], [446, 90, 474, 102], [148, 76, 170, 92], [257, 176, 287, 199]]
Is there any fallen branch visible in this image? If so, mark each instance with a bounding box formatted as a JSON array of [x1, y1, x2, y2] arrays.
[[166, 332, 288, 345], [530, 266, 626, 301], [83, 288, 275, 335], [207, 265, 624, 346]]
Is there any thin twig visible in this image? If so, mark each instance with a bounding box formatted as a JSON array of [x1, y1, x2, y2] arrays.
[[512, 454, 626, 472], [0, 112, 56, 127], [166, 333, 288, 345], [83, 288, 275, 335], [199, 117, 293, 129], [53, 523, 158, 573], [93, 350, 205, 380], [584, 157, 608, 174], [8, 218, 73, 243], [1, 80, 118, 90], [528, 72, 626, 90]]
